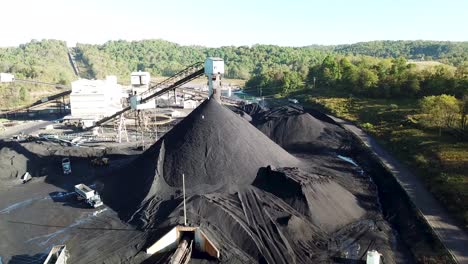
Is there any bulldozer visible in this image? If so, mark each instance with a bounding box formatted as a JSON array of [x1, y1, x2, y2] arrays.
[[90, 157, 109, 167]]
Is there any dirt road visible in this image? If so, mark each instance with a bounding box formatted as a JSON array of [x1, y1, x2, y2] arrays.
[[329, 115, 468, 264], [0, 120, 54, 139]]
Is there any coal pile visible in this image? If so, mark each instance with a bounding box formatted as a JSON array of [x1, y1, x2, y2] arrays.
[[0, 141, 42, 180], [235, 104, 350, 152], [104, 99, 399, 263], [105, 98, 299, 220]]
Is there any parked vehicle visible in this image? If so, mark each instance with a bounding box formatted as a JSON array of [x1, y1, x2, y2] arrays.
[[62, 158, 71, 174], [74, 183, 103, 208]]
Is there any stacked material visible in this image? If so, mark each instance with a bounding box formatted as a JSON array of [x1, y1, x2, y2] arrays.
[[105, 99, 395, 263], [236, 104, 349, 152]]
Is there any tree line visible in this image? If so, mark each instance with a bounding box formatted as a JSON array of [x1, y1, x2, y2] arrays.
[[0, 40, 76, 108], [1, 39, 467, 113], [246, 54, 467, 131], [74, 39, 468, 83], [306, 55, 468, 98]]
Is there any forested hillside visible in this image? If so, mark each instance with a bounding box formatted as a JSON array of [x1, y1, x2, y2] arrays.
[[1, 39, 467, 106], [75, 39, 328, 82], [0, 40, 75, 83], [0, 40, 76, 108], [73, 39, 468, 83], [334, 40, 468, 65]]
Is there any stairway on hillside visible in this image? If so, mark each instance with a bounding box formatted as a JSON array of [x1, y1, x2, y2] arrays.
[[67, 47, 81, 78]]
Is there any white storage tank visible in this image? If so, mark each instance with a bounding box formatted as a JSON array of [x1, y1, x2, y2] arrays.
[[0, 73, 15, 83], [204, 58, 224, 75]]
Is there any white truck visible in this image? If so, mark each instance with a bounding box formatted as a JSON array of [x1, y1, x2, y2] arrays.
[[43, 245, 68, 264], [74, 184, 103, 208]]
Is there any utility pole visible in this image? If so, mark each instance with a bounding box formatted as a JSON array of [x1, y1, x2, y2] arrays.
[[183, 173, 187, 226], [260, 87, 263, 107]]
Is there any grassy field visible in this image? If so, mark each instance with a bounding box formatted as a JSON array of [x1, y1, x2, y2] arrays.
[[294, 88, 468, 228]]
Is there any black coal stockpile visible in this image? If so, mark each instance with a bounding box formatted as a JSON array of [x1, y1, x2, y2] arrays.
[[237, 104, 349, 152], [106, 99, 298, 219], [105, 99, 395, 263], [0, 140, 46, 180]]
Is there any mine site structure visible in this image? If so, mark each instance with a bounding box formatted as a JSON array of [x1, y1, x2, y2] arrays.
[[0, 75, 71, 118], [89, 57, 228, 148], [1, 58, 238, 148], [145, 173, 220, 264]]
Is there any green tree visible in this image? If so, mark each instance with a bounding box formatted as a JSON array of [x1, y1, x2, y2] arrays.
[[354, 67, 379, 95], [460, 94, 468, 131], [19, 86, 29, 102], [281, 71, 304, 94], [420, 94, 460, 135]]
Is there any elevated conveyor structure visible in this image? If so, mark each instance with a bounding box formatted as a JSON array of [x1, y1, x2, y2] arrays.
[[0, 79, 71, 117], [177, 87, 241, 106], [88, 63, 205, 129]]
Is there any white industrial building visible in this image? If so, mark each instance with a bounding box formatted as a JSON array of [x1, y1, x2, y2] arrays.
[[183, 99, 200, 109], [0, 73, 15, 83], [69, 76, 125, 120]]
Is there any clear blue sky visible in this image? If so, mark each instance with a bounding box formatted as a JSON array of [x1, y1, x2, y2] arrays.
[[1, 0, 467, 47]]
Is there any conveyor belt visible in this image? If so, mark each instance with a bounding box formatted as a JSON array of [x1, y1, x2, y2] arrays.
[[89, 64, 205, 129]]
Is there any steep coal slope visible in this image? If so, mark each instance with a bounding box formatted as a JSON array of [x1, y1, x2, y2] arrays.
[[138, 167, 388, 263], [103, 99, 399, 263], [0, 140, 51, 181], [104, 98, 298, 219], [235, 104, 349, 152], [154, 99, 298, 188], [253, 167, 365, 233]]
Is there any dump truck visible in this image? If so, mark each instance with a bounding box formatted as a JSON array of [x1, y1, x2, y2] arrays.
[[62, 158, 71, 175], [43, 245, 68, 264], [74, 184, 103, 208]]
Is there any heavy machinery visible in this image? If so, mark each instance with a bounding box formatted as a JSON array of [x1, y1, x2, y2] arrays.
[[62, 158, 71, 175], [74, 183, 103, 208], [21, 172, 32, 184], [90, 157, 109, 166], [145, 174, 220, 263], [43, 245, 68, 264]]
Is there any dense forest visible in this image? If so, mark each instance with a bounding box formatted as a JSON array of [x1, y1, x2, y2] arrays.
[[0, 40, 76, 108], [0, 39, 466, 84], [246, 55, 468, 98], [74, 39, 468, 82], [75, 40, 327, 82], [334, 40, 468, 65], [0, 39, 75, 83]]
